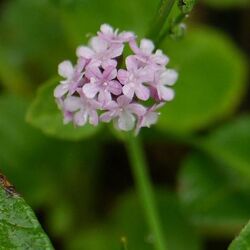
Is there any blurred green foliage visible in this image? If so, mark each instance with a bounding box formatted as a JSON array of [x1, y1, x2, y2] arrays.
[[0, 0, 249, 249]]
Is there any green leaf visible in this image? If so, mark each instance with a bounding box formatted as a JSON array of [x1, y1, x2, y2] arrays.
[[59, 0, 159, 46], [229, 220, 250, 250], [70, 191, 202, 250], [200, 115, 250, 182], [0, 182, 54, 249], [203, 0, 250, 8], [26, 78, 100, 141], [178, 152, 250, 237], [158, 26, 247, 134]]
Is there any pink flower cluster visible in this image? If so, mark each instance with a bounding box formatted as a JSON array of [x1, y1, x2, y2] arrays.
[[54, 24, 178, 133]]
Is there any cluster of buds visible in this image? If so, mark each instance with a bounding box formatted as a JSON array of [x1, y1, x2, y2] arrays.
[[54, 24, 178, 134]]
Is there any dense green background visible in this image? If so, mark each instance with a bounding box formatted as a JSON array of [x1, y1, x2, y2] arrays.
[[0, 0, 250, 249]]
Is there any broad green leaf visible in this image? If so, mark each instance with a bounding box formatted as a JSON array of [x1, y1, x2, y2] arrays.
[[229, 220, 250, 250], [200, 115, 250, 181], [26, 78, 100, 140], [0, 183, 54, 249], [178, 153, 250, 237], [158, 27, 247, 134], [203, 0, 250, 8], [59, 0, 159, 47], [70, 190, 202, 250]]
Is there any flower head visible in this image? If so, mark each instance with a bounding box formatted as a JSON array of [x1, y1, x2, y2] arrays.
[[54, 24, 178, 134]]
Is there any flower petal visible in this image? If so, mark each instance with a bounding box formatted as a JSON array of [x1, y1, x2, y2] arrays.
[[158, 86, 175, 101], [125, 55, 138, 71], [117, 95, 131, 107], [117, 69, 129, 84], [108, 44, 124, 58], [100, 111, 115, 122], [135, 84, 150, 101], [100, 23, 114, 35], [82, 83, 99, 98], [118, 111, 135, 131], [88, 110, 99, 126], [108, 80, 122, 95], [76, 46, 94, 59], [74, 110, 88, 126], [90, 36, 108, 53], [54, 84, 69, 98], [160, 69, 178, 86], [140, 39, 155, 54], [122, 84, 135, 100], [64, 96, 81, 112], [127, 103, 146, 116], [58, 61, 74, 79]]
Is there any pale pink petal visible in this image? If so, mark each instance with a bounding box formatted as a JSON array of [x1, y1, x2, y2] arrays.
[[74, 110, 88, 126], [137, 67, 154, 82], [98, 90, 111, 103], [103, 66, 117, 80], [76, 46, 94, 59], [100, 111, 114, 122], [129, 40, 140, 54], [125, 55, 138, 71], [135, 84, 150, 101], [82, 83, 99, 98], [160, 69, 178, 86], [85, 65, 102, 79], [118, 111, 135, 131], [140, 39, 155, 54], [108, 44, 124, 58], [54, 84, 69, 98], [142, 112, 158, 127], [127, 103, 146, 116], [117, 95, 131, 106], [100, 23, 114, 35], [88, 110, 99, 126], [119, 31, 135, 42], [103, 100, 119, 110], [152, 50, 169, 65], [122, 84, 135, 100], [107, 80, 122, 95], [64, 96, 81, 112], [90, 36, 108, 53], [117, 69, 129, 84], [58, 61, 74, 78], [158, 86, 175, 101], [102, 59, 117, 68]]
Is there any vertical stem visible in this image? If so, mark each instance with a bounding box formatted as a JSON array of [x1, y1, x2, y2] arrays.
[[125, 134, 167, 250], [147, 0, 176, 43]]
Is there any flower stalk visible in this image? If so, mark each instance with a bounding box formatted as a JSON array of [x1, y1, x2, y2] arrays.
[[125, 134, 167, 250], [147, 0, 176, 44]]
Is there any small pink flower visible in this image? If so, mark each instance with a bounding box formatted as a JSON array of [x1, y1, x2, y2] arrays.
[[54, 60, 84, 98], [135, 103, 165, 134], [54, 23, 178, 134], [150, 69, 178, 101], [82, 65, 122, 104], [98, 23, 135, 44], [118, 56, 152, 100], [130, 39, 169, 68], [76, 36, 123, 68], [101, 95, 146, 131], [63, 92, 101, 126]]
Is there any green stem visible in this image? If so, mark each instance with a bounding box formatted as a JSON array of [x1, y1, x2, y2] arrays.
[[125, 134, 167, 250], [147, 0, 176, 43]]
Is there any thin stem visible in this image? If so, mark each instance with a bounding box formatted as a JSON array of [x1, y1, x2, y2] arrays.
[[125, 134, 167, 250], [147, 0, 176, 43], [158, 12, 187, 46]]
